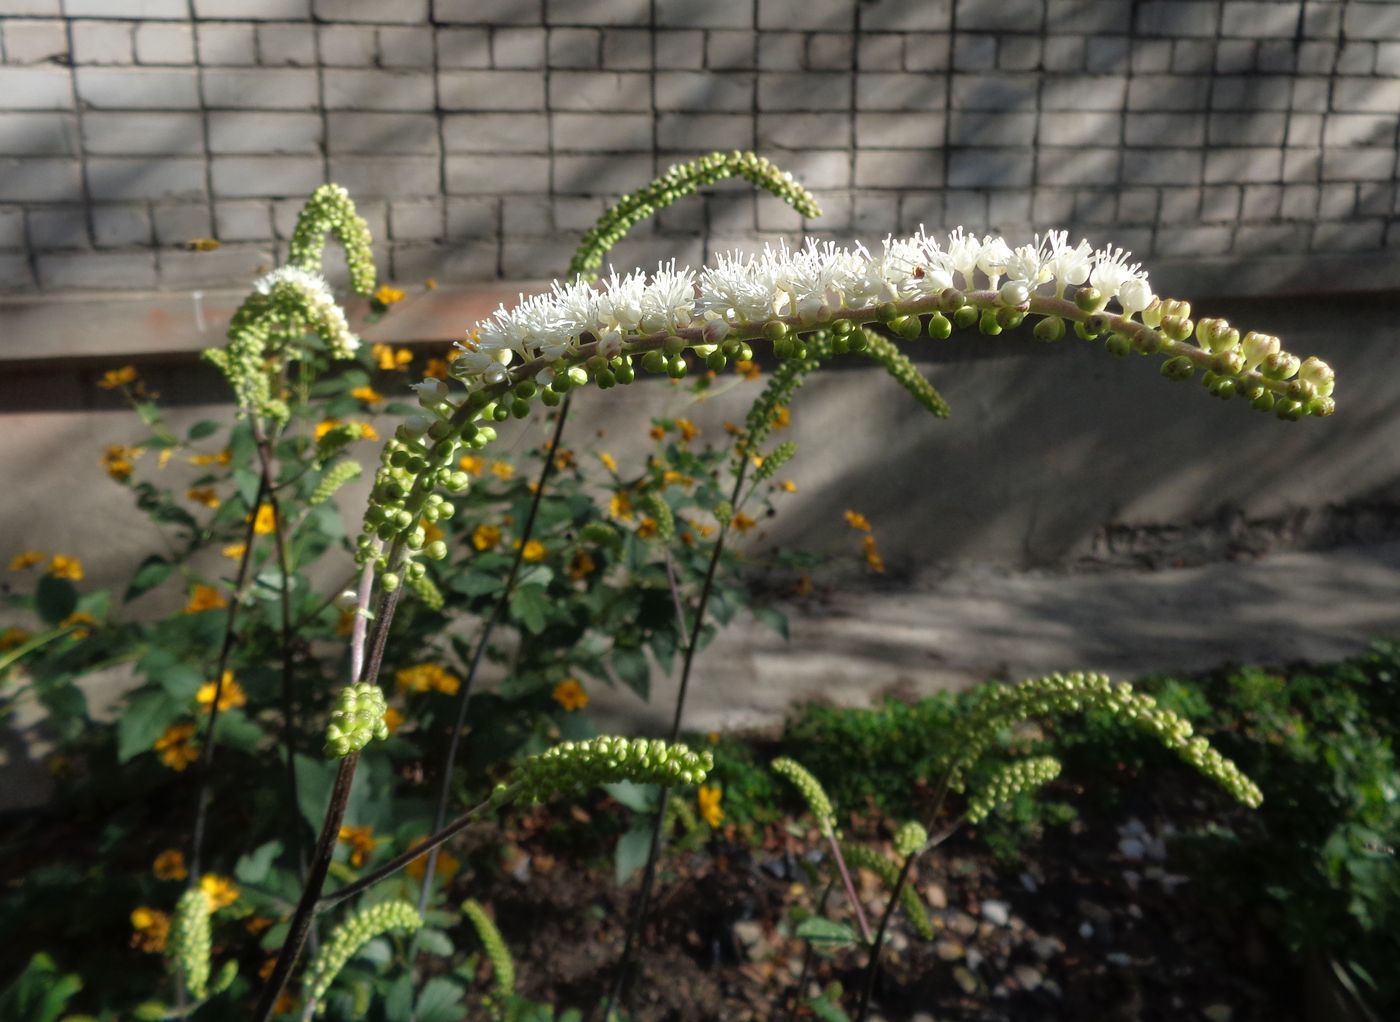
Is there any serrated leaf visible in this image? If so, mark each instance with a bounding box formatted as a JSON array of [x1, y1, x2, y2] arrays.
[[795, 917, 860, 947], [382, 975, 415, 1022], [509, 585, 550, 635], [354, 936, 393, 967]]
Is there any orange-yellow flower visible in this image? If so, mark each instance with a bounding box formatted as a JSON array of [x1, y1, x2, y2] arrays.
[[723, 421, 743, 435], [471, 523, 501, 551], [383, 706, 405, 734], [843, 510, 872, 532], [373, 285, 406, 307], [551, 678, 588, 712], [338, 824, 378, 867], [372, 342, 412, 370], [184, 584, 227, 614], [8, 550, 45, 571], [698, 785, 723, 828], [598, 451, 618, 473], [780, 479, 797, 493], [566, 549, 596, 579], [103, 444, 140, 481], [222, 542, 247, 561], [862, 534, 885, 574], [422, 519, 444, 545], [130, 906, 170, 952], [351, 385, 384, 405], [489, 460, 514, 480], [732, 512, 756, 534], [189, 449, 231, 467], [0, 627, 31, 651], [49, 554, 83, 580], [356, 421, 378, 441], [648, 425, 666, 441], [395, 663, 460, 696], [424, 357, 450, 380], [637, 517, 658, 540], [520, 539, 546, 562], [314, 418, 341, 441], [153, 849, 188, 881], [459, 454, 485, 476], [675, 418, 699, 442], [200, 873, 239, 911], [187, 487, 220, 509], [608, 492, 634, 522], [196, 671, 246, 712], [154, 722, 198, 771], [251, 504, 276, 535], [735, 359, 760, 381], [60, 610, 97, 640], [98, 365, 138, 390], [405, 838, 459, 883]]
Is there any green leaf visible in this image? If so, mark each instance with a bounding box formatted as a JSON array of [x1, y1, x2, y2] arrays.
[[234, 841, 284, 885], [116, 688, 184, 763], [753, 605, 790, 640], [610, 646, 650, 699], [414, 927, 454, 957], [34, 575, 78, 626], [795, 917, 860, 948], [614, 822, 654, 886], [187, 420, 220, 440], [383, 976, 415, 1022], [448, 572, 505, 598], [125, 555, 173, 603], [0, 953, 82, 1022], [213, 709, 263, 752], [294, 754, 338, 832], [509, 585, 550, 635], [603, 781, 659, 814], [415, 977, 465, 1022], [808, 989, 852, 1022]]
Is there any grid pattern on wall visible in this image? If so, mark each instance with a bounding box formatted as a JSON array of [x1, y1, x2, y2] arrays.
[[0, 0, 1397, 292]]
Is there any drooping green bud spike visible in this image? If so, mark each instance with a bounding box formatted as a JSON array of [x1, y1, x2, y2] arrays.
[[713, 500, 734, 526], [462, 900, 515, 997], [893, 821, 928, 858], [306, 900, 421, 1013], [579, 520, 623, 552], [568, 151, 822, 281], [639, 491, 675, 540], [860, 328, 951, 418], [772, 757, 838, 837], [288, 183, 376, 296], [310, 460, 363, 506], [755, 440, 797, 483], [324, 683, 389, 758], [965, 756, 1063, 824], [739, 335, 837, 467], [406, 570, 444, 611], [512, 736, 713, 805], [169, 888, 212, 1000], [838, 842, 934, 940], [210, 959, 238, 996], [664, 791, 701, 835]]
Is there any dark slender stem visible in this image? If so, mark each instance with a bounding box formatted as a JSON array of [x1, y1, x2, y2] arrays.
[[785, 880, 836, 1022], [188, 473, 267, 882], [854, 853, 917, 1022], [418, 397, 573, 908], [600, 459, 751, 1021], [320, 790, 502, 909]]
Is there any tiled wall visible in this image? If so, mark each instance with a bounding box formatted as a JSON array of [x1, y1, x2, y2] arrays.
[[0, 0, 1396, 292]]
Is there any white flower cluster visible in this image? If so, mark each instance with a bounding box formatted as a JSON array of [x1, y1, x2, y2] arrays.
[[253, 265, 360, 357], [452, 230, 1154, 384]]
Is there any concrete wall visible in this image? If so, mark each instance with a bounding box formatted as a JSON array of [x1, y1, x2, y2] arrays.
[[0, 0, 1398, 292]]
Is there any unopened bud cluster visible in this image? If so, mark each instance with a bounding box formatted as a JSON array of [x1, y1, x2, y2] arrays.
[[306, 900, 422, 1011], [324, 682, 389, 758], [838, 841, 934, 940], [639, 490, 675, 540], [772, 756, 838, 836], [965, 756, 1063, 824], [569, 151, 822, 280], [310, 460, 362, 506], [512, 735, 713, 805], [462, 899, 515, 997], [289, 183, 376, 296], [169, 887, 212, 999], [893, 820, 928, 858]]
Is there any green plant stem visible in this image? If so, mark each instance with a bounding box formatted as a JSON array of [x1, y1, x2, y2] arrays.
[[188, 472, 268, 883], [854, 853, 916, 1022], [828, 832, 873, 944], [251, 581, 402, 1022], [785, 879, 837, 1022], [417, 396, 573, 910], [601, 458, 751, 1021]]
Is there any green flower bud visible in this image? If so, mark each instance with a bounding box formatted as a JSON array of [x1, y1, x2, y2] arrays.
[[325, 683, 390, 758], [893, 821, 928, 858], [306, 901, 422, 1013], [462, 900, 515, 997], [169, 888, 212, 1000], [772, 757, 837, 837]]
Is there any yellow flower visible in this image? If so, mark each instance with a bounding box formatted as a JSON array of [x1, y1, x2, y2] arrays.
[[551, 678, 588, 712], [60, 610, 97, 640], [608, 492, 634, 522], [662, 470, 693, 488], [335, 609, 355, 636], [153, 722, 198, 771], [383, 706, 405, 734], [189, 449, 231, 467], [103, 444, 141, 481], [675, 418, 699, 442], [735, 359, 760, 381], [49, 554, 83, 580], [246, 915, 274, 936], [566, 549, 596, 579], [405, 837, 458, 883], [314, 418, 340, 441], [750, 454, 765, 469], [862, 534, 885, 574], [184, 584, 227, 615], [395, 664, 461, 696], [338, 824, 378, 868], [351, 385, 384, 405], [732, 512, 756, 534], [0, 627, 31, 651], [424, 357, 450, 380], [371, 342, 412, 371], [471, 523, 502, 551], [98, 365, 138, 390], [422, 519, 444, 544], [843, 510, 872, 532], [222, 542, 247, 561], [8, 550, 45, 571], [698, 785, 723, 828], [196, 672, 246, 713], [356, 421, 378, 441], [459, 454, 485, 476], [648, 425, 665, 441], [723, 421, 743, 435], [187, 487, 220, 509], [158, 448, 174, 469], [153, 849, 188, 881], [130, 907, 171, 953], [489, 460, 514, 480], [251, 504, 276, 535], [200, 873, 239, 911], [780, 480, 797, 493], [521, 539, 546, 562], [598, 451, 618, 472], [637, 517, 658, 540], [373, 285, 406, 307], [424, 277, 438, 291], [771, 405, 791, 430]]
